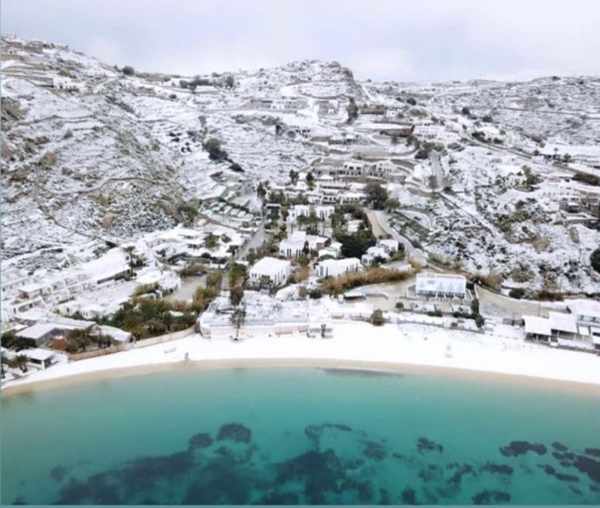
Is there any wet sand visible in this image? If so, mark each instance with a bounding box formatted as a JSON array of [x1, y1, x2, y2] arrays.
[[5, 356, 600, 398]]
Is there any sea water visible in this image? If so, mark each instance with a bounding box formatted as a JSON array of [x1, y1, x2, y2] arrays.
[[1, 366, 599, 504]]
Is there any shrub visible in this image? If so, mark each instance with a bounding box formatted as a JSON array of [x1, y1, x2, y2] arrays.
[[591, 248, 600, 274], [320, 267, 413, 296], [370, 309, 385, 326], [122, 65, 135, 76], [509, 288, 526, 299], [202, 137, 228, 161], [365, 182, 388, 210], [308, 288, 322, 299]]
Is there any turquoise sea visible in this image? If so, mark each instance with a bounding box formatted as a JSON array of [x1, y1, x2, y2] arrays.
[[1, 366, 600, 504]]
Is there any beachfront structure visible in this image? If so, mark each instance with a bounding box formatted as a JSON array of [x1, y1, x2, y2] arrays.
[[415, 273, 467, 299], [248, 257, 292, 288], [15, 318, 132, 347], [524, 312, 580, 342], [20, 348, 56, 370], [315, 258, 362, 279], [196, 291, 331, 339]]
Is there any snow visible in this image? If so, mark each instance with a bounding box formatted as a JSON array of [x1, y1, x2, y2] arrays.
[[5, 321, 600, 391]]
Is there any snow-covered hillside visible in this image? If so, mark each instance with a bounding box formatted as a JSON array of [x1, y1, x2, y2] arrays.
[[2, 35, 600, 294]]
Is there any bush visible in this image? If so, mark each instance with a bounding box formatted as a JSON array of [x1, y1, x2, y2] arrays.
[[509, 288, 526, 299], [321, 267, 413, 296], [202, 137, 228, 161], [308, 288, 322, 299], [370, 309, 385, 326], [365, 182, 388, 210], [122, 65, 135, 76], [591, 248, 600, 274]]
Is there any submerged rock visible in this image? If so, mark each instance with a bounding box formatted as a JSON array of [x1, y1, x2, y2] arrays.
[[216, 423, 252, 443], [499, 440, 547, 457], [552, 442, 569, 452], [363, 440, 387, 461], [480, 462, 514, 475], [401, 487, 417, 505], [585, 448, 600, 458], [189, 432, 214, 449], [472, 489, 511, 504], [50, 465, 68, 482], [417, 437, 443, 454], [573, 455, 600, 483]]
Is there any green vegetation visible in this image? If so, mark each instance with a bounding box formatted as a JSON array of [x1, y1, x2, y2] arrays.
[[202, 137, 228, 161], [1, 330, 32, 351], [591, 248, 600, 274], [369, 309, 385, 326], [336, 228, 375, 258], [64, 328, 115, 354], [122, 65, 135, 76], [4, 354, 29, 373], [365, 182, 388, 210]]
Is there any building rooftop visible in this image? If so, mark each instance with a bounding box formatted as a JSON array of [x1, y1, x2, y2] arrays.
[[416, 272, 467, 295], [250, 257, 291, 275]]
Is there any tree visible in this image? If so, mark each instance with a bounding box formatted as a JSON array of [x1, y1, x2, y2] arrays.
[[306, 171, 315, 189], [289, 169, 299, 185], [257, 182, 267, 200], [370, 309, 385, 326], [336, 229, 376, 258], [202, 137, 228, 161], [224, 74, 235, 88], [346, 97, 359, 123], [365, 182, 388, 210], [591, 248, 600, 274], [230, 285, 244, 307], [122, 65, 135, 76], [384, 198, 400, 212], [229, 262, 247, 290], [205, 233, 219, 249], [230, 304, 246, 340]]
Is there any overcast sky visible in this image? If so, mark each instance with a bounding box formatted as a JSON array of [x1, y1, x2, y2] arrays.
[[3, 0, 600, 82]]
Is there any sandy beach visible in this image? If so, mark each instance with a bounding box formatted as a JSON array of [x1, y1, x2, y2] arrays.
[[3, 320, 600, 396]]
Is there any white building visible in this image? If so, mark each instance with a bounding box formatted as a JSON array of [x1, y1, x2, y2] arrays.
[[248, 257, 292, 288], [315, 258, 362, 279], [196, 291, 331, 339], [318, 241, 342, 259], [378, 238, 400, 254], [362, 246, 390, 266], [415, 272, 467, 298], [278, 231, 328, 258]]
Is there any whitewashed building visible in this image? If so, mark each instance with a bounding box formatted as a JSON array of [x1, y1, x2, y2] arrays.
[[415, 273, 467, 298], [362, 246, 390, 266], [316, 258, 362, 279], [248, 257, 292, 288]]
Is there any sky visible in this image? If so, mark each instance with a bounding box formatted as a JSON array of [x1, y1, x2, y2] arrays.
[[3, 0, 600, 82]]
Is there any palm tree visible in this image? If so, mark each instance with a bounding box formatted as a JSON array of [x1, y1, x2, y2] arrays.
[[7, 355, 29, 373], [230, 304, 246, 341]]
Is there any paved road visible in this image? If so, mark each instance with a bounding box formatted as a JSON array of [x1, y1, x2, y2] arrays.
[[365, 209, 427, 265]]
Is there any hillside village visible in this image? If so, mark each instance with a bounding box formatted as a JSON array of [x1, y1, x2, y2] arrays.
[[2, 35, 600, 381]]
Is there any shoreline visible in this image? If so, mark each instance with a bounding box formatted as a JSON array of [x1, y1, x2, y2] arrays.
[[4, 355, 600, 397], [3, 321, 600, 397]]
